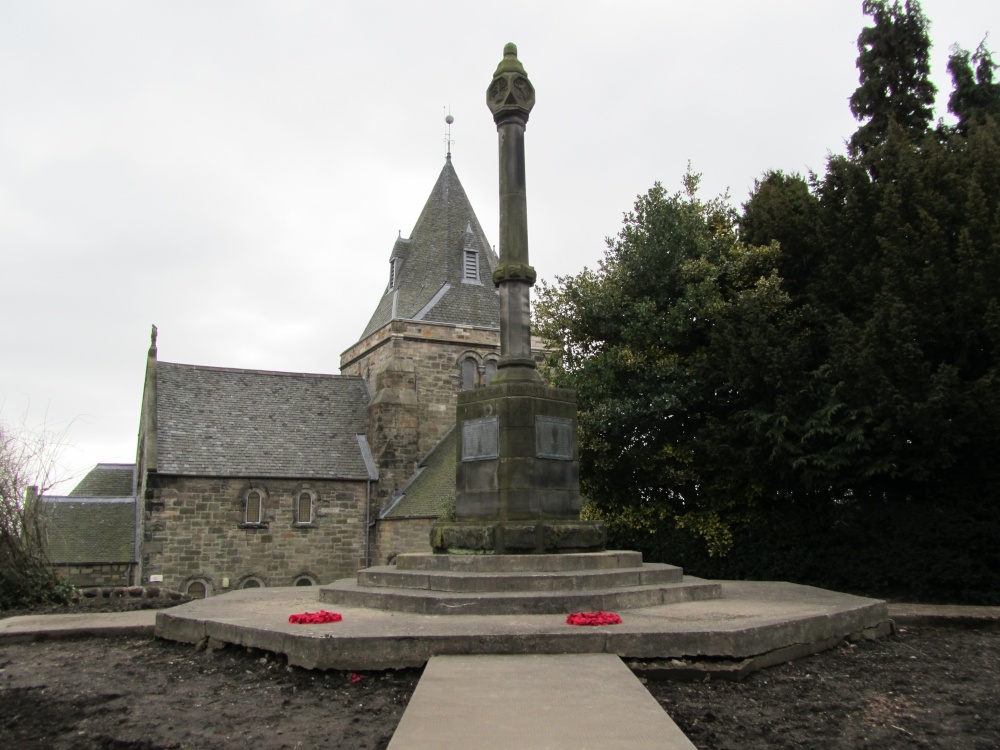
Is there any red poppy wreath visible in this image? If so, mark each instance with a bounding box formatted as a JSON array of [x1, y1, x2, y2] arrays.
[[288, 610, 343, 624], [566, 611, 622, 626]]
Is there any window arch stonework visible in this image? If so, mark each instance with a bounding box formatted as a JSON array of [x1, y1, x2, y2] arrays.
[[184, 578, 212, 599], [294, 488, 316, 526], [240, 486, 269, 528], [238, 575, 266, 590], [460, 356, 479, 391], [458, 352, 501, 390]]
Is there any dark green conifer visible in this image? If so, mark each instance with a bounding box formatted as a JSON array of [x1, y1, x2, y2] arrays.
[[948, 41, 1000, 132], [849, 1, 936, 154]]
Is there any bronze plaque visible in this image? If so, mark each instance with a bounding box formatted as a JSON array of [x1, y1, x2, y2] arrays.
[[536, 416, 572, 460], [462, 416, 499, 461]]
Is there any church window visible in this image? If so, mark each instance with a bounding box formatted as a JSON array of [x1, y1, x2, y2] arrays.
[[185, 580, 209, 599], [463, 249, 479, 282], [389, 258, 398, 290], [240, 577, 264, 589], [293, 575, 315, 586], [461, 358, 477, 390], [484, 360, 497, 386], [295, 490, 314, 525], [242, 488, 267, 527]]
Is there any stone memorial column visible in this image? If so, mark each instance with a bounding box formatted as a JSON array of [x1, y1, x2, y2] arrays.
[[431, 44, 606, 555], [488, 43, 542, 384]]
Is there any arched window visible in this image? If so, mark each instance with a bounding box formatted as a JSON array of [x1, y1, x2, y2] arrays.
[[296, 490, 314, 525], [484, 360, 498, 386], [185, 580, 210, 599], [293, 576, 315, 586], [245, 489, 263, 525], [240, 577, 264, 590], [461, 358, 477, 391]]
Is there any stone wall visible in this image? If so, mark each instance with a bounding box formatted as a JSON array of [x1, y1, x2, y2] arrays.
[[373, 517, 435, 564], [54, 563, 134, 588], [341, 320, 502, 511], [142, 475, 368, 594]]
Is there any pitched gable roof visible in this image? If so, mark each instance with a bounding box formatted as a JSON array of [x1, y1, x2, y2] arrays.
[[39, 497, 136, 564], [69, 463, 135, 497], [381, 426, 456, 519], [155, 362, 372, 480], [361, 157, 500, 338]]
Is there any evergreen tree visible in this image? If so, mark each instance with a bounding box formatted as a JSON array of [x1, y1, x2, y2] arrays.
[[535, 4, 1000, 602], [849, 1, 936, 155], [536, 175, 805, 554], [948, 41, 1000, 133]]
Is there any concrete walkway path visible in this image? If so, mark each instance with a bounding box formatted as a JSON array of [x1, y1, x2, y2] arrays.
[[0, 610, 157, 641], [388, 653, 695, 750]]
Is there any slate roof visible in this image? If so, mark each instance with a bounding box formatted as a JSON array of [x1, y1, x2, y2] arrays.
[[155, 362, 372, 480], [69, 463, 135, 497], [381, 426, 456, 519], [361, 157, 500, 338], [38, 497, 136, 564]]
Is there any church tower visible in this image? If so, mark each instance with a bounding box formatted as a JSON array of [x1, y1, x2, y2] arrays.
[[340, 156, 503, 515]]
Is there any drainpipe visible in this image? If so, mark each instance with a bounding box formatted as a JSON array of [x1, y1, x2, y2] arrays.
[[364, 479, 372, 568], [356, 433, 378, 569]]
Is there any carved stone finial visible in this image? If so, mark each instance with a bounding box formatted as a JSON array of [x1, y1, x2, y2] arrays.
[[150, 324, 158, 350], [487, 42, 535, 123]]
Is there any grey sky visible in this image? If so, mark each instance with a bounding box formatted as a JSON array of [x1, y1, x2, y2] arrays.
[[2, 1, 996, 491]]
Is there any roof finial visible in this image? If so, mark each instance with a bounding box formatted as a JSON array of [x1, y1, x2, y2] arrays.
[[444, 106, 454, 159]]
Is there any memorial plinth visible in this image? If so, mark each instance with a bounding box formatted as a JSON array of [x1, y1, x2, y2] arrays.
[[431, 43, 604, 554]]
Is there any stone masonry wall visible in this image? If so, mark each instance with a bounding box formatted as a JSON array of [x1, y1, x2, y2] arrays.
[[54, 563, 134, 588], [373, 517, 435, 564], [342, 321, 501, 511], [142, 475, 367, 595]]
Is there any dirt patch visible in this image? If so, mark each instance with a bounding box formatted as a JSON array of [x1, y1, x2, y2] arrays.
[[0, 626, 997, 749], [647, 626, 1000, 749], [0, 636, 419, 750]]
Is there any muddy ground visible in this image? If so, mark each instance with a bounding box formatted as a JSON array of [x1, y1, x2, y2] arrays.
[[0, 603, 997, 749]]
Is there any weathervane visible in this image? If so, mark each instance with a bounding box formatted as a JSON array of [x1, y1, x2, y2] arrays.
[[444, 106, 454, 158]]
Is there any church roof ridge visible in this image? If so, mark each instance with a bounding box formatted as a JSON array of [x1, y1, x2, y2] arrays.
[[157, 360, 362, 382], [41, 496, 135, 504]]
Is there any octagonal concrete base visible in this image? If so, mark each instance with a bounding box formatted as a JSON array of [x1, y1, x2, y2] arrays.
[[154, 579, 890, 673]]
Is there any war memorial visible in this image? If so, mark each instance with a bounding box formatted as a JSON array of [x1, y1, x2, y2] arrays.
[[154, 45, 890, 747]]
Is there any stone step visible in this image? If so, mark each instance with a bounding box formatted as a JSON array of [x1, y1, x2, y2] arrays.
[[357, 563, 683, 593], [319, 578, 722, 616], [394, 550, 645, 573]]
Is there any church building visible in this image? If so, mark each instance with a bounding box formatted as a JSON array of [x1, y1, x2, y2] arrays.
[[48, 155, 544, 597]]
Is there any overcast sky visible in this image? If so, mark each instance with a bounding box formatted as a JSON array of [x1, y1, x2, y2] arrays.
[[2, 1, 997, 492]]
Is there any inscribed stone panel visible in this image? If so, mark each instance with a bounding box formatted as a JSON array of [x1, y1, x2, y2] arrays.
[[535, 416, 572, 460], [462, 417, 499, 461]]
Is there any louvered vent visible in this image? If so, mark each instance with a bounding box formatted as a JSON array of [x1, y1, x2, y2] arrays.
[[464, 249, 478, 280]]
